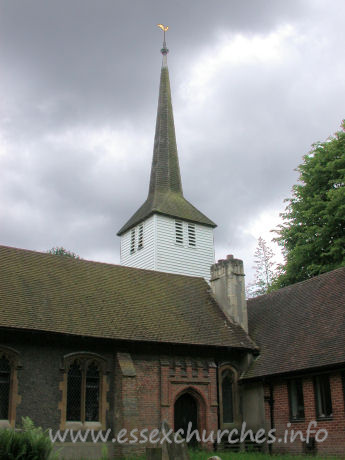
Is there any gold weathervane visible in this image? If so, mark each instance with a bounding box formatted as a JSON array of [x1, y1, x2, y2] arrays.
[[157, 24, 169, 56], [157, 24, 169, 32]]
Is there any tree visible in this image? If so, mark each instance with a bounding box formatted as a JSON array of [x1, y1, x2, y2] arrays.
[[246, 237, 277, 298], [48, 247, 80, 259], [273, 121, 345, 288]]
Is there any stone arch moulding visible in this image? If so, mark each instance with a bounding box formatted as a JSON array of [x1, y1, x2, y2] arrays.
[[173, 386, 208, 437], [219, 362, 239, 374], [59, 352, 110, 373], [0, 345, 22, 428]]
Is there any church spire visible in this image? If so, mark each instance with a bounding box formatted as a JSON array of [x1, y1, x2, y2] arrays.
[[149, 24, 183, 196], [117, 28, 216, 236]]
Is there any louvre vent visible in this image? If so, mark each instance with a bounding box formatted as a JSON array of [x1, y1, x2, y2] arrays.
[[175, 220, 183, 244], [130, 229, 136, 254], [188, 224, 196, 247], [138, 224, 144, 250]]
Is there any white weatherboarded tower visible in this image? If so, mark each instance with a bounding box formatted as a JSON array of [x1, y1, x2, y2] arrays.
[[117, 33, 216, 280]]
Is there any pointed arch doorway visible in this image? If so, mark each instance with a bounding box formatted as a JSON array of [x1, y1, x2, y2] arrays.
[[174, 392, 199, 447]]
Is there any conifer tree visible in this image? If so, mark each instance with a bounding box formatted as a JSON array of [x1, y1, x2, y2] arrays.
[[247, 237, 277, 298]]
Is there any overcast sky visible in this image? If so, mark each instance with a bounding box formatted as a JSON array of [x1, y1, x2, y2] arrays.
[[1, 0, 344, 282]]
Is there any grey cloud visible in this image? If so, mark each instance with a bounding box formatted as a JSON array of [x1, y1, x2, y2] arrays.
[[1, 0, 344, 281]]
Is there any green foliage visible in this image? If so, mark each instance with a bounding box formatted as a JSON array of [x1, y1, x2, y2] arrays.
[[48, 246, 80, 259], [0, 416, 58, 460], [101, 445, 109, 460], [247, 237, 277, 298], [273, 121, 345, 288]]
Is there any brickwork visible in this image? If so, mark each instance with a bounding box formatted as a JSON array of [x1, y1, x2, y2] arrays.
[[264, 371, 345, 456], [118, 356, 218, 456]]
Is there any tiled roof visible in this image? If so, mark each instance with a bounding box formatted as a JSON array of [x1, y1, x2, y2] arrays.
[[0, 245, 254, 349], [245, 267, 345, 379], [117, 64, 216, 235]]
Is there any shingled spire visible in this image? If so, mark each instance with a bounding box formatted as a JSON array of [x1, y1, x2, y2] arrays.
[[148, 37, 182, 196], [118, 31, 216, 236]]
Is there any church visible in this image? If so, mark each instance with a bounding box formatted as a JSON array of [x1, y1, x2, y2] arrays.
[[0, 34, 344, 459]]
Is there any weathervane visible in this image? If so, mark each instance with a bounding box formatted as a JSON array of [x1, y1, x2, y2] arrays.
[[157, 24, 169, 56]]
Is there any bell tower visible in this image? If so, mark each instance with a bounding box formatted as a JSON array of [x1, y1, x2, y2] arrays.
[[117, 27, 216, 279]]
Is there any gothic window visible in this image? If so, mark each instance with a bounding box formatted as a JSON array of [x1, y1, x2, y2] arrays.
[[0, 356, 10, 420], [314, 374, 332, 419], [219, 365, 237, 426], [85, 363, 100, 422], [61, 354, 108, 428], [288, 378, 305, 421], [66, 359, 101, 423], [221, 369, 234, 423], [0, 347, 20, 426], [66, 361, 82, 421]]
